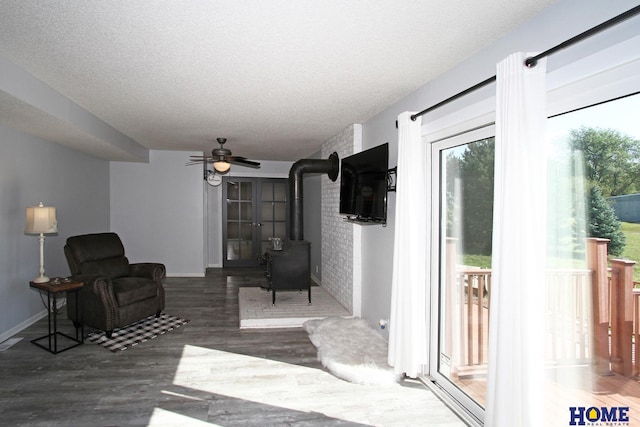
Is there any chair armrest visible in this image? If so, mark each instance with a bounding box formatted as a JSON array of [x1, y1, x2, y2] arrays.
[[69, 274, 116, 312], [69, 274, 111, 295], [66, 274, 117, 327], [129, 263, 166, 282]]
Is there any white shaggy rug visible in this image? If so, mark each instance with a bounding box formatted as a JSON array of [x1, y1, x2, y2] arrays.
[[303, 317, 400, 386]]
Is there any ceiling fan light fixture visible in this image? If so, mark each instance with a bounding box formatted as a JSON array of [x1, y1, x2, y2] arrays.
[[186, 137, 259, 171], [213, 160, 231, 173]]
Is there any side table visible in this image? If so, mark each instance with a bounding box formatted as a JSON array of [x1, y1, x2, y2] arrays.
[[29, 280, 84, 354]]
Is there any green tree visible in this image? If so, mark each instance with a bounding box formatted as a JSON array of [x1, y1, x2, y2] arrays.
[[569, 126, 640, 196], [443, 139, 495, 256], [446, 128, 631, 258], [587, 185, 625, 256], [458, 138, 495, 255]]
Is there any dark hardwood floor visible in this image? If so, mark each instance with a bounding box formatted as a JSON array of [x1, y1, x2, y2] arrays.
[[0, 268, 464, 427]]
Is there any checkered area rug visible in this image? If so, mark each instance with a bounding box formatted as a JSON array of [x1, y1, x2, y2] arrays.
[[87, 314, 189, 352]]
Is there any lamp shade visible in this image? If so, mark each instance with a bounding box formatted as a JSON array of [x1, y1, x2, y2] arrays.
[[213, 160, 231, 173], [25, 202, 58, 234]]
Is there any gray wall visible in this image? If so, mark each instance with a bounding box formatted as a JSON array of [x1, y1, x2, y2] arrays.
[[359, 0, 640, 333], [110, 151, 205, 276], [0, 124, 110, 341]]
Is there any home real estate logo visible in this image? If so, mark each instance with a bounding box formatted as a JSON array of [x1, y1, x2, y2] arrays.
[[569, 406, 630, 426]]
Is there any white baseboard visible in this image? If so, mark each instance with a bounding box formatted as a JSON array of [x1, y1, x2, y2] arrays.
[[0, 309, 48, 344], [166, 273, 205, 278], [1, 296, 69, 343]]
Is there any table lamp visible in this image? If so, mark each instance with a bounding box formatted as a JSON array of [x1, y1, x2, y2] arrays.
[[25, 202, 58, 283]]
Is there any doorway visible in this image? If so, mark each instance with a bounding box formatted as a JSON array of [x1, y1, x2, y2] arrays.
[[428, 125, 495, 423], [222, 177, 288, 267]]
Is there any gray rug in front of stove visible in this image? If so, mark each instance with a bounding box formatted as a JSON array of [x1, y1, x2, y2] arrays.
[[238, 286, 351, 329]]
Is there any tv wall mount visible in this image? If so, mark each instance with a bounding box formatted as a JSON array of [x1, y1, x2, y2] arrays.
[[342, 167, 396, 227], [387, 167, 397, 192]]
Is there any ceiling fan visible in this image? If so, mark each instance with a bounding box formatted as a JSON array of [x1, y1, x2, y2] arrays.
[[187, 138, 261, 173]]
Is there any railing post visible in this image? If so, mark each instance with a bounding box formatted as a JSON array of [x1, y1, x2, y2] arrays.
[[586, 238, 610, 374], [610, 258, 636, 378]]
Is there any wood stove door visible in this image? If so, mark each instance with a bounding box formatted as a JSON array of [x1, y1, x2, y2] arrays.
[[222, 177, 288, 267]]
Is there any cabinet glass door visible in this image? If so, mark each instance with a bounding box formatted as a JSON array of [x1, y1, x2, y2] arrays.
[[224, 178, 255, 266], [222, 177, 288, 267], [260, 179, 288, 254]]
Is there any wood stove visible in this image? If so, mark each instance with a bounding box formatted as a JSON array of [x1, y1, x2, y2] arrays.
[[264, 240, 311, 305], [263, 152, 339, 305]]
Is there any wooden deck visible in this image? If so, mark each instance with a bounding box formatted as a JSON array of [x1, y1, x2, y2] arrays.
[[444, 238, 640, 423], [455, 366, 640, 424], [449, 281, 640, 423], [547, 367, 640, 423]]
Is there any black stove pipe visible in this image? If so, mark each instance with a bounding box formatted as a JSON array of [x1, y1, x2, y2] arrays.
[[288, 152, 339, 241]]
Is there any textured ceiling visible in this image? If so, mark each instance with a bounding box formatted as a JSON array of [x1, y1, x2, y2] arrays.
[[0, 1, 557, 162]]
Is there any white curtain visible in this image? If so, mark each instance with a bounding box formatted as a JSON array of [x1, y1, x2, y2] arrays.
[[485, 53, 547, 427], [388, 111, 429, 378]]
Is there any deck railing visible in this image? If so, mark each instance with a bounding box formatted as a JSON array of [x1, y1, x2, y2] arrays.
[[457, 268, 490, 368], [545, 268, 593, 363], [634, 287, 640, 377], [607, 258, 637, 377], [446, 238, 640, 378], [449, 268, 594, 371]]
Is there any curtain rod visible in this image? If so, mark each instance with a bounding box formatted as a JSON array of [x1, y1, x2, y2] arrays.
[[408, 4, 640, 122]]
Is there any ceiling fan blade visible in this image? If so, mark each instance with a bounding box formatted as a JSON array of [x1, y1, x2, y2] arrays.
[[228, 158, 261, 168], [187, 156, 214, 166], [187, 139, 260, 169]]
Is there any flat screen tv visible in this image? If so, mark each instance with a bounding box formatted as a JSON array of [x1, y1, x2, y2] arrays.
[[339, 143, 389, 224]]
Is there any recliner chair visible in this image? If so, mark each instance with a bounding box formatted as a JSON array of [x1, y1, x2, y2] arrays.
[[64, 232, 166, 338]]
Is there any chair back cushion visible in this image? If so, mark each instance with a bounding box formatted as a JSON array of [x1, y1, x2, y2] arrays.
[[65, 233, 130, 279], [79, 257, 130, 279]]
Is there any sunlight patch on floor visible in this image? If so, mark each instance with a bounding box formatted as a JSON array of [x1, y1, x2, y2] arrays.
[[148, 407, 221, 426], [171, 344, 465, 426]]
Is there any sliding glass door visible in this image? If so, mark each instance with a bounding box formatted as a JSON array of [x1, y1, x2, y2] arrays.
[[428, 94, 640, 423], [429, 126, 495, 422]]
